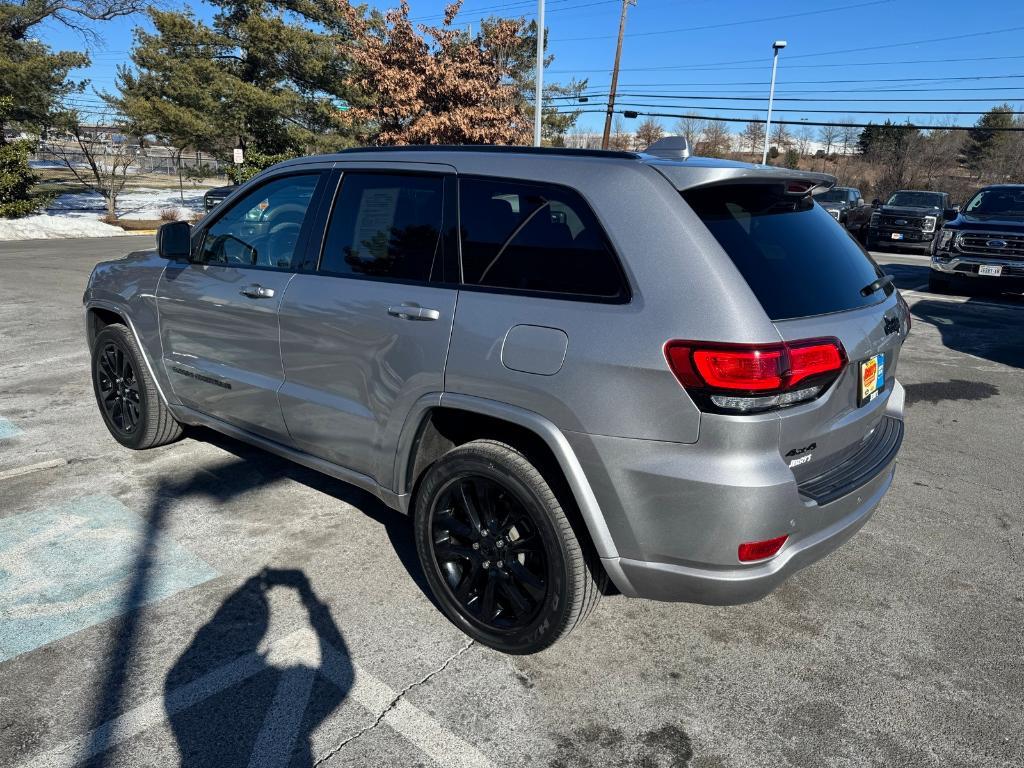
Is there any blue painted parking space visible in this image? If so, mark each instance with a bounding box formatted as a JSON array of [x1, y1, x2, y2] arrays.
[[0, 417, 23, 440], [0, 494, 217, 662]]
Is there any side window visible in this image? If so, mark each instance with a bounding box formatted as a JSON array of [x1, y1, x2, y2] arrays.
[[199, 174, 320, 269], [459, 178, 627, 300], [319, 172, 444, 282]]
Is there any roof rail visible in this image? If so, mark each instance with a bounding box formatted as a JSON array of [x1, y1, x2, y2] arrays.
[[336, 145, 640, 160]]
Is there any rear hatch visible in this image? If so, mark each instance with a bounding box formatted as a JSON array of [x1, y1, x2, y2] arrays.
[[680, 180, 907, 491]]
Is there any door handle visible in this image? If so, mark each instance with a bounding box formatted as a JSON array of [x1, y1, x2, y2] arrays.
[[387, 305, 441, 321], [240, 284, 275, 299]]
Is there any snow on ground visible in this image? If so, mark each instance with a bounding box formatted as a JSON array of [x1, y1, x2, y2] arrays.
[[0, 214, 130, 241], [48, 187, 207, 221], [0, 187, 212, 240]]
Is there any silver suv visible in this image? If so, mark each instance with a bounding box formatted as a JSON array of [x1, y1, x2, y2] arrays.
[[84, 146, 908, 653]]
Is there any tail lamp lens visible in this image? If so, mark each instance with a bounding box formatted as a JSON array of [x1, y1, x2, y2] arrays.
[[738, 534, 789, 563], [665, 338, 846, 414]]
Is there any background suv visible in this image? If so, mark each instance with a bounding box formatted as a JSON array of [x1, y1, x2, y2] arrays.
[[931, 184, 1024, 294], [867, 189, 950, 252], [84, 146, 908, 653]]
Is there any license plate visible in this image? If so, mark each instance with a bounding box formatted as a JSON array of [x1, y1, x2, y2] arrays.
[[890, 232, 904, 240], [859, 353, 885, 406], [979, 265, 1003, 276]]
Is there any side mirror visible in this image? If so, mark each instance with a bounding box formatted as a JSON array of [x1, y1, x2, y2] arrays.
[[855, 198, 864, 207], [157, 221, 192, 260], [871, 198, 882, 208], [942, 207, 958, 221]]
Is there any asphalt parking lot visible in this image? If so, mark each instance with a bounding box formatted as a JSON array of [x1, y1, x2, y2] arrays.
[[1, 236, 1022, 768]]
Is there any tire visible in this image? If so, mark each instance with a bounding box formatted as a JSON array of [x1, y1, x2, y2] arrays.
[[91, 323, 183, 449], [928, 271, 951, 294], [413, 439, 604, 654]]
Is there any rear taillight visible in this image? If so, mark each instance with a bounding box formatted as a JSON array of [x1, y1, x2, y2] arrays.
[[665, 338, 846, 414]]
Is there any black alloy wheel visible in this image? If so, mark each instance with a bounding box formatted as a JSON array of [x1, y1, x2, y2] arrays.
[[431, 475, 549, 630], [90, 323, 183, 449], [96, 341, 142, 434], [414, 439, 604, 654]]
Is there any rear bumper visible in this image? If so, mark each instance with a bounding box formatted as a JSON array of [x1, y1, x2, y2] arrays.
[[567, 381, 905, 604], [601, 458, 895, 604]]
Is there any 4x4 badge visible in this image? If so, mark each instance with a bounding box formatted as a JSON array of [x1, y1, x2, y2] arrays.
[[785, 442, 816, 458]]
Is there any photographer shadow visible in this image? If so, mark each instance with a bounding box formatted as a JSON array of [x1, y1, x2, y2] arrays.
[[166, 568, 353, 768]]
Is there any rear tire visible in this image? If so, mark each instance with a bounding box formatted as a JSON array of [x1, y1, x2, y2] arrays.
[[413, 439, 604, 654], [91, 323, 183, 449]]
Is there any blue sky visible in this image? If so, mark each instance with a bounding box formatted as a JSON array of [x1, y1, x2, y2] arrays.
[[41, 0, 1024, 134]]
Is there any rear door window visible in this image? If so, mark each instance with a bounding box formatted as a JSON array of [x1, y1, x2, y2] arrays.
[[319, 172, 445, 282], [683, 184, 886, 320], [459, 177, 627, 301]]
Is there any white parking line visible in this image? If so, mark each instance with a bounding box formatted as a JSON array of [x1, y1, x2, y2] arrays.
[[18, 628, 493, 768], [0, 458, 67, 481]]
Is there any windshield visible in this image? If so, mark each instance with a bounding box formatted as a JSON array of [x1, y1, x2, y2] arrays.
[[684, 184, 886, 321], [815, 189, 849, 203], [963, 188, 1024, 217], [887, 191, 943, 208]]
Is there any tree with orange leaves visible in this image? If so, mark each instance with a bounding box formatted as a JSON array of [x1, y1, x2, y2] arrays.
[[337, 0, 532, 145]]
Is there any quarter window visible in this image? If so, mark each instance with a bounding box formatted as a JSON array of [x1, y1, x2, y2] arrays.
[[198, 174, 319, 269], [319, 172, 445, 282], [459, 178, 627, 300]]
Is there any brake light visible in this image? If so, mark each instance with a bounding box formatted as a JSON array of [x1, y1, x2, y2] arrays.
[[738, 534, 788, 563], [665, 338, 846, 414]]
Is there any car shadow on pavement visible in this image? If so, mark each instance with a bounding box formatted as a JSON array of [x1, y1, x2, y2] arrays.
[[910, 298, 1024, 370], [193, 427, 431, 599], [878, 262, 929, 289]]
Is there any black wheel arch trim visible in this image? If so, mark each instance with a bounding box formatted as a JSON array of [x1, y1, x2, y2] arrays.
[[393, 392, 618, 560]]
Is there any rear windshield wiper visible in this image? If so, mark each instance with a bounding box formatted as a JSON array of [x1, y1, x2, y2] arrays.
[[860, 274, 895, 297]]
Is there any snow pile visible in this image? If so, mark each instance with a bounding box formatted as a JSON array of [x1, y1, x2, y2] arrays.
[[0, 214, 131, 241]]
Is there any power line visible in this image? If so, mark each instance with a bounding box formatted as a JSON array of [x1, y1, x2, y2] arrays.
[[547, 92, 1024, 104], [551, 108, 1024, 131], [607, 101, 1023, 116], [550, 25, 1024, 73], [556, 0, 890, 42]]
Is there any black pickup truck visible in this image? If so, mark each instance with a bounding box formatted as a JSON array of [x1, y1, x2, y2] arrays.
[[866, 189, 950, 253], [930, 184, 1024, 294], [814, 186, 873, 241]]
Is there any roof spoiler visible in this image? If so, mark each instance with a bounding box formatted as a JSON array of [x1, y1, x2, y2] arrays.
[[651, 162, 836, 195]]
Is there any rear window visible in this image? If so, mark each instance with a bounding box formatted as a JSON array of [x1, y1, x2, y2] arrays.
[[683, 184, 886, 321], [459, 178, 627, 300]]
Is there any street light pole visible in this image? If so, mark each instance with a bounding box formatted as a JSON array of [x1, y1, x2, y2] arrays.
[[762, 40, 786, 165], [534, 0, 546, 147], [601, 0, 635, 150]]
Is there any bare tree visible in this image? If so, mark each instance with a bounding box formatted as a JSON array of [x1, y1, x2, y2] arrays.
[[673, 114, 706, 150], [1, 0, 147, 43], [818, 124, 840, 170], [698, 120, 732, 158], [740, 120, 765, 156], [47, 111, 138, 218], [769, 122, 792, 154], [609, 116, 630, 151], [794, 125, 814, 157]]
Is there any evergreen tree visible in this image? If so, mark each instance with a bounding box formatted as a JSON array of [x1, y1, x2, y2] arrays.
[[960, 104, 1015, 173], [109, 0, 361, 160], [0, 96, 48, 217]]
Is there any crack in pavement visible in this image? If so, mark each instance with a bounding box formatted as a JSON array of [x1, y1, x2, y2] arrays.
[[314, 638, 476, 766]]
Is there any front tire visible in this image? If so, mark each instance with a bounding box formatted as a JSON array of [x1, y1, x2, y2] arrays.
[[413, 439, 604, 654], [91, 323, 183, 449]]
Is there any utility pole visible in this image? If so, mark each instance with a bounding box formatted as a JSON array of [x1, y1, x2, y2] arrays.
[[601, 0, 635, 150], [533, 0, 546, 147], [762, 40, 786, 165]]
